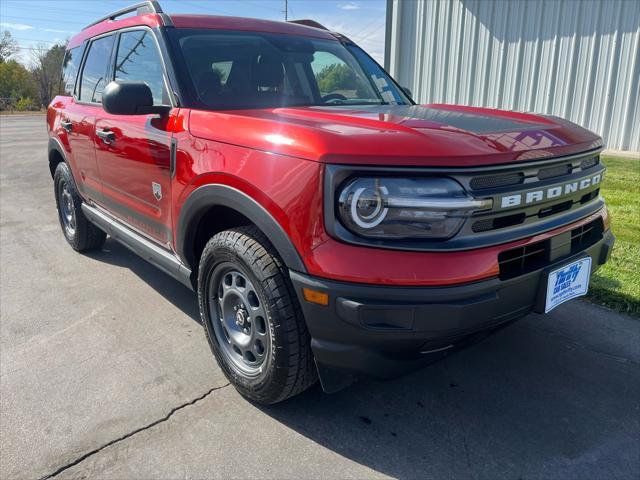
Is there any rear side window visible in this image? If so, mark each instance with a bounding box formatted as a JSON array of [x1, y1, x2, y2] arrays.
[[115, 30, 168, 105], [79, 35, 115, 103], [61, 45, 84, 96]]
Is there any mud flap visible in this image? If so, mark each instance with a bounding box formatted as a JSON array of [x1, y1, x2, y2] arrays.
[[315, 360, 356, 394]]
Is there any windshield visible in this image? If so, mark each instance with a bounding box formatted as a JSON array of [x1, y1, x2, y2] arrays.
[[167, 29, 411, 110]]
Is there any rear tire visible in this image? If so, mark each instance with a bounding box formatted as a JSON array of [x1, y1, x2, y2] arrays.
[[54, 162, 106, 252], [198, 226, 317, 404]]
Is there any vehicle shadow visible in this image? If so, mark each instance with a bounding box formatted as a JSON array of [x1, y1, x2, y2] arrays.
[[257, 319, 639, 479], [84, 238, 639, 479], [84, 238, 201, 324]]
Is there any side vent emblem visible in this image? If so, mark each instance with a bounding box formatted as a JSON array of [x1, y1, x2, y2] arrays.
[[152, 182, 162, 201]]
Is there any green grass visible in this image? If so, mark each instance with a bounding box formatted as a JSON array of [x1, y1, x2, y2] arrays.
[[586, 156, 640, 317]]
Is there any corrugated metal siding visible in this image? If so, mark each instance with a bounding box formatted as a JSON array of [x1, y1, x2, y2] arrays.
[[385, 0, 640, 151]]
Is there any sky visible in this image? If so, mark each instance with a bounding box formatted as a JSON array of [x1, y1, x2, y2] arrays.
[[0, 0, 387, 66]]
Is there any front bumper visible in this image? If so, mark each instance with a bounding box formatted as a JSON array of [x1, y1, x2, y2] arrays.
[[290, 229, 614, 392]]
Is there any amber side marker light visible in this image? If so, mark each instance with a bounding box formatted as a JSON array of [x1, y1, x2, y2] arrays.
[[302, 288, 329, 306]]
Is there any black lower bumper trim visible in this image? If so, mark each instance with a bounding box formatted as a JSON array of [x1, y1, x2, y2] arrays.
[[291, 229, 614, 391]]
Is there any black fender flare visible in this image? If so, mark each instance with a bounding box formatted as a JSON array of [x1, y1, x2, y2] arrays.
[[48, 137, 85, 198], [48, 137, 68, 177], [176, 184, 308, 274]]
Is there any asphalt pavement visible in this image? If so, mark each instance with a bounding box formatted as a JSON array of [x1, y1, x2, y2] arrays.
[[1, 115, 639, 480]]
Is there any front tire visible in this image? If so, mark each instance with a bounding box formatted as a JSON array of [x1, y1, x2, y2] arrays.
[[53, 162, 106, 252], [198, 226, 317, 404]]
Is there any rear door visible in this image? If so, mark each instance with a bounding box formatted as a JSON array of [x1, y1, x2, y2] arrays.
[[63, 35, 116, 202], [94, 28, 174, 246]]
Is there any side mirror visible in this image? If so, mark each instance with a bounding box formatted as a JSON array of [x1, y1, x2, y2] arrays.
[[102, 81, 170, 116], [401, 86, 413, 100]]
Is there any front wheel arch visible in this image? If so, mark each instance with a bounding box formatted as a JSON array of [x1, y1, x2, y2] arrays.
[[176, 184, 308, 278]]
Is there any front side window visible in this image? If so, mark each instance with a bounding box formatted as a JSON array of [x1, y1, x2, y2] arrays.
[[61, 45, 85, 96], [115, 30, 168, 105], [167, 29, 410, 110], [79, 35, 115, 103]]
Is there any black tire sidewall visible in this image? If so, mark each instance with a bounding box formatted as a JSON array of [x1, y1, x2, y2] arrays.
[[53, 161, 105, 251], [198, 235, 291, 402], [54, 162, 80, 248]]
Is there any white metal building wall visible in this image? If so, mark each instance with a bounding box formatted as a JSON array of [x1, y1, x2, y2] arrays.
[[385, 0, 640, 151]]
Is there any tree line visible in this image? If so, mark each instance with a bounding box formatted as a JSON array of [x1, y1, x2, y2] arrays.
[[0, 31, 66, 111], [315, 63, 369, 98]]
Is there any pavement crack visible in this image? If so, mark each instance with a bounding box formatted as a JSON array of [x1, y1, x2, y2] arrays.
[[38, 383, 231, 480]]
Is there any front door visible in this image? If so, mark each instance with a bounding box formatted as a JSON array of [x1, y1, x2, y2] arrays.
[[94, 28, 175, 247]]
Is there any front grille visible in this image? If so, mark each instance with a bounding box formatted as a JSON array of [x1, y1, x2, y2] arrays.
[[539, 200, 572, 218], [581, 156, 600, 170], [472, 212, 525, 232], [472, 191, 594, 233], [571, 219, 603, 250], [469, 172, 524, 190], [468, 154, 600, 193], [538, 163, 572, 180], [498, 218, 603, 280], [464, 151, 604, 237], [580, 188, 599, 204], [498, 241, 550, 280]]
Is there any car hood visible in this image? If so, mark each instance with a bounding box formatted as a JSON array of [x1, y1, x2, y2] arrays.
[[188, 104, 602, 167]]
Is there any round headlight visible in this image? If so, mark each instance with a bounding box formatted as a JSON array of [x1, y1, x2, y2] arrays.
[[349, 184, 389, 228], [337, 177, 491, 240]]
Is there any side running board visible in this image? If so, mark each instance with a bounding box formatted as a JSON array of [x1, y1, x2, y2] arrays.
[[81, 203, 193, 290]]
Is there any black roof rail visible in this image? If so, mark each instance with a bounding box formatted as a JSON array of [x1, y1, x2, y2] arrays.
[[288, 19, 352, 43], [83, 1, 167, 30], [288, 19, 329, 30]]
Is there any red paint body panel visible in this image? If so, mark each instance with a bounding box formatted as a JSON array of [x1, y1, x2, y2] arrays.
[[68, 13, 334, 49], [170, 15, 336, 40], [94, 109, 175, 244], [189, 104, 600, 167], [303, 208, 609, 286], [171, 110, 326, 261], [48, 97, 102, 203]]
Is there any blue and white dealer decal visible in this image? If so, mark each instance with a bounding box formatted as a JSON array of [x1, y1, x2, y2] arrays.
[[545, 257, 592, 313]]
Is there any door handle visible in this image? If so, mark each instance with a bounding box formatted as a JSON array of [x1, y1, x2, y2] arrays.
[[96, 128, 116, 144], [61, 119, 72, 132]]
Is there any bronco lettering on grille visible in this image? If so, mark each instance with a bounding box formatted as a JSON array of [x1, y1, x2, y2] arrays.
[[499, 172, 603, 209]]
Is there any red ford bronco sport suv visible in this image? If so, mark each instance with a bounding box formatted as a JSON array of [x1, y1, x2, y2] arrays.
[[48, 1, 614, 404]]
